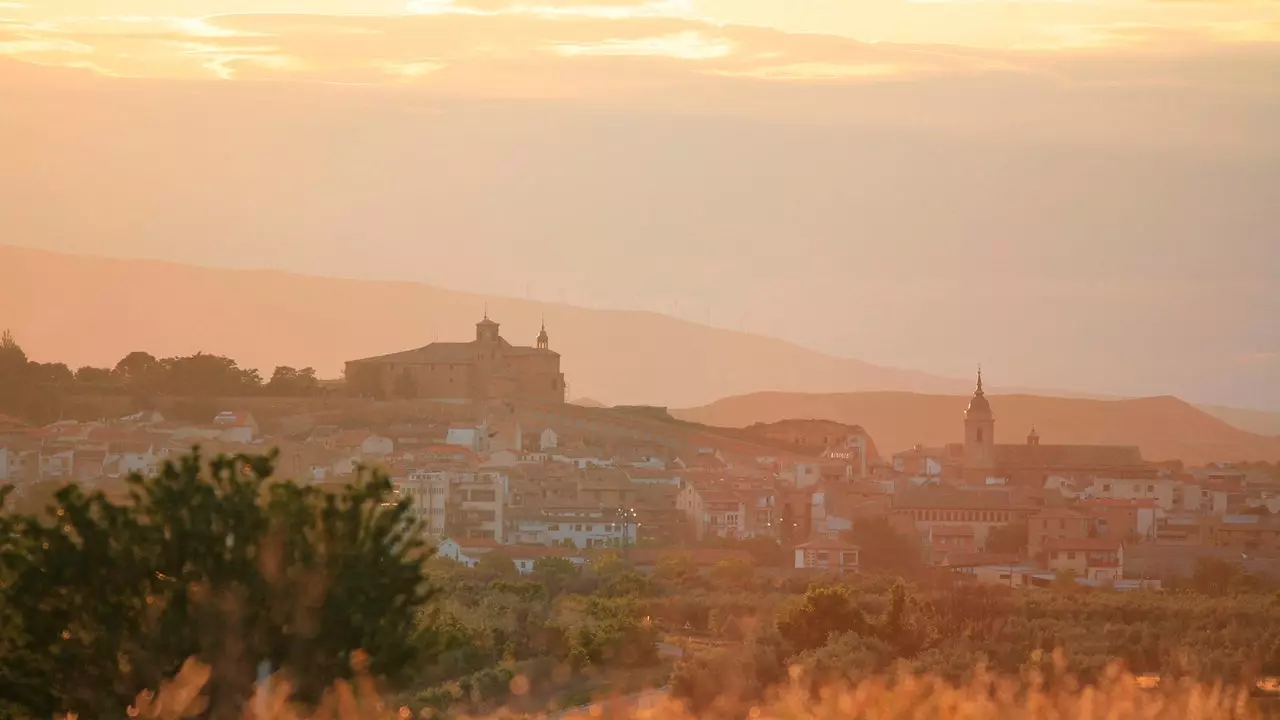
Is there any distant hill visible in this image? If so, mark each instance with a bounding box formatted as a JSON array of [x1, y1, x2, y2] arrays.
[[0, 245, 971, 408], [2, 246, 1274, 437], [672, 391, 1280, 465], [1194, 405, 1280, 437]]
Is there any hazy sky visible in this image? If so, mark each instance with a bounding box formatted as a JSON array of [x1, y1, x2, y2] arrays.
[[3, 0, 1279, 408]]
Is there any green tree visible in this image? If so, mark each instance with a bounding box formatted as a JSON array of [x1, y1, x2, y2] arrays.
[[73, 366, 117, 386], [531, 556, 580, 596], [0, 449, 438, 718], [591, 549, 626, 576], [709, 557, 755, 588], [654, 552, 697, 586], [777, 585, 870, 654], [475, 550, 519, 578], [113, 350, 161, 389], [266, 366, 320, 396]]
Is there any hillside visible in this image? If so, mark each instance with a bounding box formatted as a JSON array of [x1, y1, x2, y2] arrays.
[[0, 245, 970, 408], [672, 391, 1280, 465]]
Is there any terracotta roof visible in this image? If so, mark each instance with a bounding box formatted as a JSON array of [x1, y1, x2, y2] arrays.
[[1030, 507, 1092, 520], [894, 488, 1015, 510], [993, 444, 1146, 469], [1084, 498, 1159, 509], [1044, 537, 1122, 552]]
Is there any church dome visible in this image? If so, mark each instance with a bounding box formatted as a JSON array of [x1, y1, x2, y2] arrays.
[[964, 369, 993, 419], [965, 392, 992, 418]]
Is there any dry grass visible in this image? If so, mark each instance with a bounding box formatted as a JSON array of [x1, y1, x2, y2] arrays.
[[115, 653, 1274, 720]]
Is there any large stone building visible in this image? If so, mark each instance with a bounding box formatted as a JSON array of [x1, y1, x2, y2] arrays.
[[950, 370, 1155, 486], [345, 315, 566, 405]]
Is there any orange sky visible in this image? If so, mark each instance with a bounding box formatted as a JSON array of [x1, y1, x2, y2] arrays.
[[2, 0, 1279, 409], [4, 0, 1279, 83]]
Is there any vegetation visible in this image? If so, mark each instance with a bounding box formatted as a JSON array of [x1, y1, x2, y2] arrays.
[[0, 449, 433, 719], [0, 331, 322, 424]]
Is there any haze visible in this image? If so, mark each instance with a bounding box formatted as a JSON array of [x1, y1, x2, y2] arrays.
[[3, 0, 1278, 409]]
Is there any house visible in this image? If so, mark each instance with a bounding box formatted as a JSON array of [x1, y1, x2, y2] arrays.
[[435, 537, 503, 567], [892, 486, 1033, 549], [115, 442, 159, 476], [1028, 507, 1093, 554], [212, 411, 257, 443], [1206, 514, 1280, 553], [925, 525, 977, 565], [507, 506, 637, 549], [333, 430, 394, 457], [445, 424, 484, 452], [1083, 498, 1158, 542], [505, 545, 587, 574], [1044, 538, 1124, 582], [39, 449, 74, 479], [793, 538, 860, 573]]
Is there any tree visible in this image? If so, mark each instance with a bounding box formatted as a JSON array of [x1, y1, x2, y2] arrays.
[[591, 549, 626, 576], [531, 556, 580, 596], [709, 557, 755, 588], [654, 552, 697, 586], [266, 366, 319, 396], [985, 522, 1028, 555], [475, 550, 519, 578], [777, 585, 870, 654], [113, 351, 160, 386], [73, 366, 117, 385], [0, 449, 438, 718]]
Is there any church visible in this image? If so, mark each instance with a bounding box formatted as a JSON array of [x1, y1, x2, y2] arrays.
[[948, 370, 1157, 486], [344, 315, 566, 405]]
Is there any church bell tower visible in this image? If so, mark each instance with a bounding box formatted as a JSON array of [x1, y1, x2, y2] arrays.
[[964, 368, 995, 468]]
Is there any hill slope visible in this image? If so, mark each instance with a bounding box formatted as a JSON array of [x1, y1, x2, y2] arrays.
[[0, 246, 969, 408], [672, 391, 1280, 465]]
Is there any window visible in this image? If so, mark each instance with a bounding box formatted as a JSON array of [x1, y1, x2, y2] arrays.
[[548, 524, 560, 531], [976, 428, 984, 443], [1067, 551, 1076, 560], [1147, 485, 1155, 493], [1059, 519, 1065, 529], [470, 489, 497, 502]]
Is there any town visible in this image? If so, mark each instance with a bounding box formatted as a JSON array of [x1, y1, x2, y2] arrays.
[[3, 315, 1277, 593]]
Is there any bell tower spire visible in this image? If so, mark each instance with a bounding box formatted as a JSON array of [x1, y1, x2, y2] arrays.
[[536, 315, 550, 350]]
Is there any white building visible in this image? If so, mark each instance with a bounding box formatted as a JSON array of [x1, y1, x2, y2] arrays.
[[508, 508, 637, 549], [794, 538, 860, 573], [212, 411, 257, 443], [539, 428, 559, 451]]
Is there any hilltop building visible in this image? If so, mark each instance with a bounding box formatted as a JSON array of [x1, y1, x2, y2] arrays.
[[345, 314, 566, 405], [950, 370, 1155, 486]]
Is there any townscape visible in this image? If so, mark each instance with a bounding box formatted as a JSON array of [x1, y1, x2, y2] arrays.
[[4, 316, 1279, 590]]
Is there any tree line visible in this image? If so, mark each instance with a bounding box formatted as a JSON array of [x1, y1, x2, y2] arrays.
[[0, 330, 323, 424]]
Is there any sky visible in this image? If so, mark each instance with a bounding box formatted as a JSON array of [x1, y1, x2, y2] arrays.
[[2, 0, 1279, 408]]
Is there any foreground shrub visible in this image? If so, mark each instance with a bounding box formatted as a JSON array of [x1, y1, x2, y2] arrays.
[[0, 449, 437, 719]]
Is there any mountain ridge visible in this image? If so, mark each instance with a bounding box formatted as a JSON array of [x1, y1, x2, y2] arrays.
[[2, 244, 1276, 437]]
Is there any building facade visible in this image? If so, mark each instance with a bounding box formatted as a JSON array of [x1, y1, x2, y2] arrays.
[[345, 315, 566, 405]]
